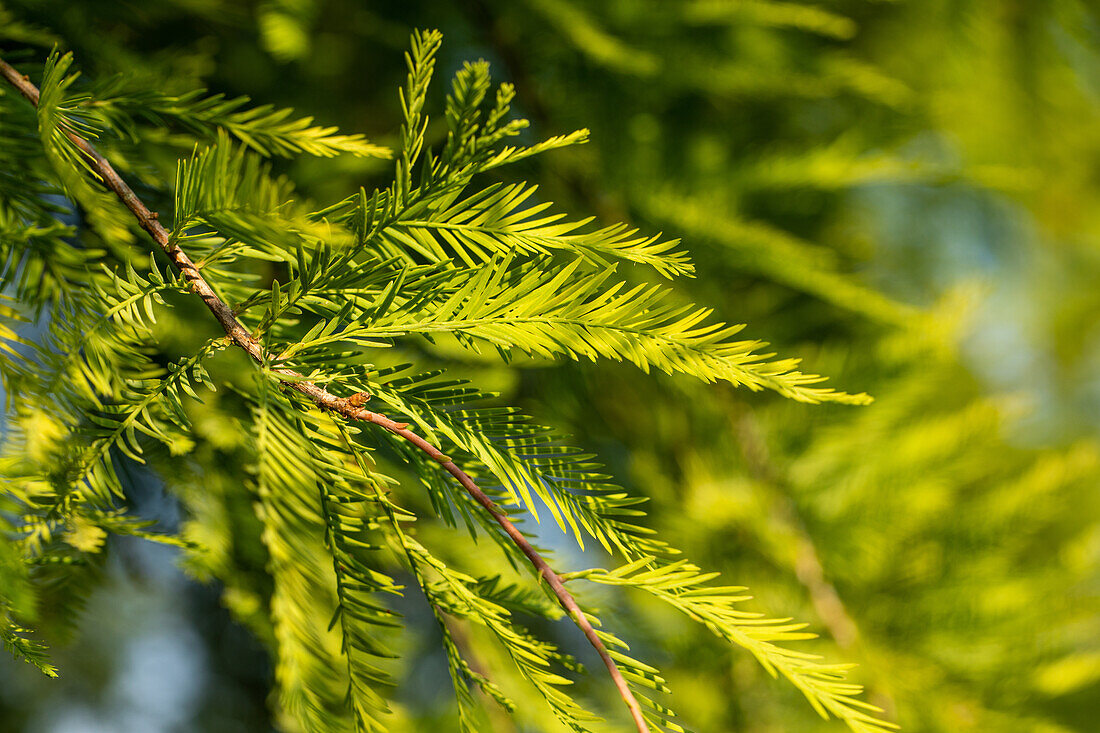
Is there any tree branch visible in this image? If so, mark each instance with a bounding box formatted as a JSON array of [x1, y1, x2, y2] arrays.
[[0, 54, 650, 732]]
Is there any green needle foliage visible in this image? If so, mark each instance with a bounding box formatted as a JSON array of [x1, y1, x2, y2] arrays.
[[2, 2, 1098, 732], [0, 23, 895, 733]]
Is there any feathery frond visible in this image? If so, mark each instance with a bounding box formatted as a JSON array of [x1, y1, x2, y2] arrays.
[[251, 382, 401, 732], [390, 182, 691, 277], [319, 257, 869, 404], [572, 558, 898, 733], [0, 609, 57, 678], [94, 83, 391, 158], [36, 49, 134, 244]]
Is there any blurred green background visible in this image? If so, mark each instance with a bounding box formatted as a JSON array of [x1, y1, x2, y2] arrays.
[[1, 1, 1099, 731]]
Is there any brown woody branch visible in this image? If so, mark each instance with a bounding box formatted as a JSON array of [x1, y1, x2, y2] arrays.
[[0, 55, 649, 732]]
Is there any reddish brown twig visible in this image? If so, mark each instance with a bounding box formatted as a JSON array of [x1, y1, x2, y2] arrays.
[[0, 54, 649, 732]]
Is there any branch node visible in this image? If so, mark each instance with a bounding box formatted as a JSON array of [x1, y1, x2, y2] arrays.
[[347, 391, 371, 407]]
